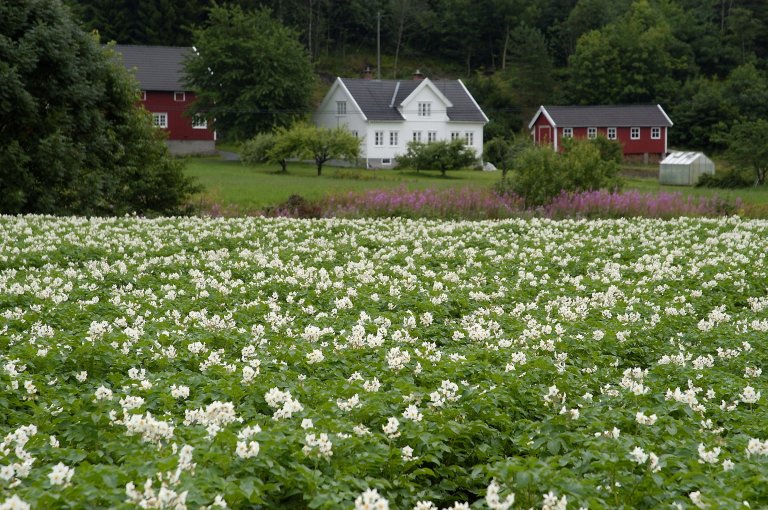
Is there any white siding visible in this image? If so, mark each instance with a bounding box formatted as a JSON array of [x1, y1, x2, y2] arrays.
[[314, 84, 368, 154], [399, 86, 450, 123]]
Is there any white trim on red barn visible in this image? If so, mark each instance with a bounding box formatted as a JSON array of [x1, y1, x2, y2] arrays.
[[527, 105, 557, 131]]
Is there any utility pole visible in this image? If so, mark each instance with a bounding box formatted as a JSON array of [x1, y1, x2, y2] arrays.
[[376, 11, 381, 80]]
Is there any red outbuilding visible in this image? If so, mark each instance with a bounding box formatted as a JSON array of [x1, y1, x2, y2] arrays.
[[528, 105, 673, 163], [113, 45, 216, 155]]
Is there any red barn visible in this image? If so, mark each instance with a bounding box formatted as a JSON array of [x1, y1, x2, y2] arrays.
[[113, 45, 216, 155], [528, 105, 673, 163]]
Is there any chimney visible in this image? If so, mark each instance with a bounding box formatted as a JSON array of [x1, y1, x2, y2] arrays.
[[362, 65, 373, 80], [412, 69, 425, 80]]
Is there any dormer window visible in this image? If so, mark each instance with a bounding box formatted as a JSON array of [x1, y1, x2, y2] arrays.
[[418, 102, 431, 117], [174, 91, 186, 102], [337, 101, 347, 115]]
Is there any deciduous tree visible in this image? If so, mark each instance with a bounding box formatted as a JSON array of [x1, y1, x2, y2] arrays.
[[184, 5, 313, 140], [0, 0, 197, 215]]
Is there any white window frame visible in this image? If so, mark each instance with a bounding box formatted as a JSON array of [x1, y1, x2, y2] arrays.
[[651, 127, 661, 139], [587, 127, 597, 139], [374, 131, 384, 146], [381, 158, 392, 165], [337, 101, 347, 115], [174, 91, 185, 102], [450, 131, 461, 141], [351, 130, 359, 138], [389, 131, 398, 146], [427, 131, 437, 143], [607, 127, 617, 140], [630, 127, 641, 140], [412, 131, 422, 143], [464, 132, 474, 145], [418, 102, 431, 117], [563, 127, 573, 138], [140, 90, 147, 101], [152, 113, 168, 129], [191, 115, 207, 129]]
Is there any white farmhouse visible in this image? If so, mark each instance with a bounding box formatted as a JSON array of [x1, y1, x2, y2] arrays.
[[314, 71, 488, 168]]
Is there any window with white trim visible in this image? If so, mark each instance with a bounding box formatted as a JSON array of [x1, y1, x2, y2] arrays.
[[651, 127, 661, 139], [587, 127, 597, 139], [192, 115, 207, 129], [630, 127, 640, 140], [450, 131, 461, 141], [389, 131, 398, 146], [351, 130, 359, 138], [140, 90, 147, 101], [427, 131, 437, 143], [152, 113, 168, 129], [464, 132, 474, 145], [412, 131, 422, 142], [607, 127, 617, 140], [174, 91, 185, 102], [382, 158, 392, 165], [418, 102, 431, 117], [374, 131, 384, 146], [563, 128, 573, 138], [337, 101, 347, 115]]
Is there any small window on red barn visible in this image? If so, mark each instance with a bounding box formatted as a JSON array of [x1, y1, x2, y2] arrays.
[[607, 128, 617, 140], [630, 127, 640, 140], [587, 127, 597, 139], [651, 127, 661, 139], [174, 91, 186, 102], [563, 128, 573, 138], [140, 90, 147, 101]]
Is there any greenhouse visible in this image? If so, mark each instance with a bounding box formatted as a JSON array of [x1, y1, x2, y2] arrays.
[[659, 151, 715, 185]]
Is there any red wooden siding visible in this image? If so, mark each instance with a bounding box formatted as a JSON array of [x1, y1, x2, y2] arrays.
[[142, 91, 214, 141], [533, 119, 667, 157]]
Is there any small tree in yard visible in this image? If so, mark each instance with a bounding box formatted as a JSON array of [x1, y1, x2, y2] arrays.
[[243, 131, 295, 173], [726, 119, 768, 185], [277, 124, 360, 176], [396, 140, 477, 176]]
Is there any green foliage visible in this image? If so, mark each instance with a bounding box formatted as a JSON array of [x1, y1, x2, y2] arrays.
[[484, 135, 531, 180], [2, 215, 768, 508], [396, 140, 478, 176], [725, 119, 768, 185], [566, 0, 695, 105], [511, 138, 621, 206], [242, 133, 277, 165], [0, 0, 198, 216], [273, 124, 360, 177], [184, 5, 313, 141], [696, 168, 753, 189]]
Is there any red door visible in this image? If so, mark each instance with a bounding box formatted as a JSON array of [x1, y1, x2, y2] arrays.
[[538, 126, 552, 147]]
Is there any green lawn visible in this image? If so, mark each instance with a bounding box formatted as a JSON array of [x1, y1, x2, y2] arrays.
[[185, 157, 500, 211], [184, 156, 768, 213]]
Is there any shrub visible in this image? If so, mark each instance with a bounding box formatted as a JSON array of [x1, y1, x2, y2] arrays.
[[696, 168, 753, 189], [241, 133, 277, 165], [510, 138, 621, 206], [396, 140, 478, 176]]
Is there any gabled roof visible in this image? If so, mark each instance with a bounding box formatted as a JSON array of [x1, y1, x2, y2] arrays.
[[338, 78, 487, 123], [529, 105, 673, 129], [661, 152, 712, 165], [112, 44, 191, 91]]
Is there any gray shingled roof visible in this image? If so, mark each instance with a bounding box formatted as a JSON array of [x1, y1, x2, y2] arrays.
[[340, 78, 487, 122], [541, 105, 672, 127], [112, 45, 191, 91]]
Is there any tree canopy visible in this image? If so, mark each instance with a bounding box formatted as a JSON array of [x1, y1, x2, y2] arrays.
[[0, 0, 197, 215], [64, 0, 768, 149], [184, 5, 313, 140]]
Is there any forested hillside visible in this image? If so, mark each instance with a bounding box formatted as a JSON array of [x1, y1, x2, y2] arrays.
[[66, 0, 768, 148]]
